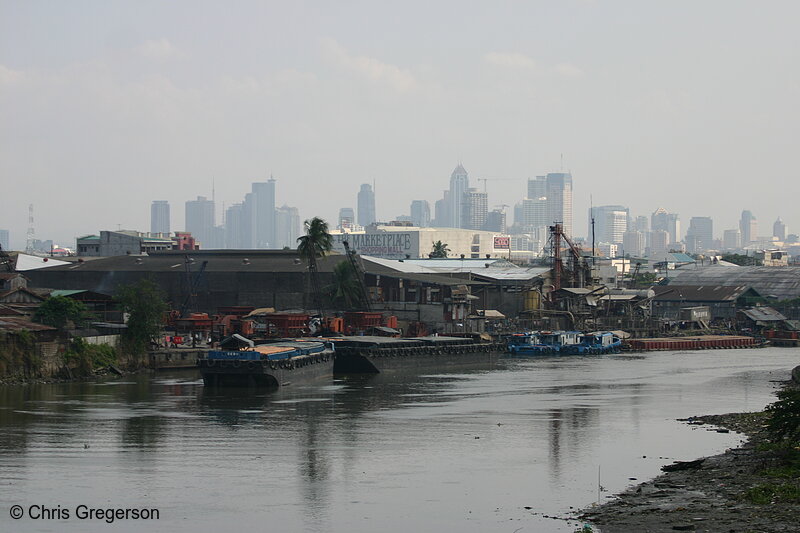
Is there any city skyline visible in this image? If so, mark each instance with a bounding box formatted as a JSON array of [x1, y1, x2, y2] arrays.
[[2, 2, 799, 248]]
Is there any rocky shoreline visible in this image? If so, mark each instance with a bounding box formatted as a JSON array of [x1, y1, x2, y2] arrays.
[[579, 378, 800, 533]]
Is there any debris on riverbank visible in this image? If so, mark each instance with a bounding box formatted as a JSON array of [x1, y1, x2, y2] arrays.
[[580, 378, 800, 533]]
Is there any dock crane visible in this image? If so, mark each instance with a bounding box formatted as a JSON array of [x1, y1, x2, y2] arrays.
[[179, 255, 208, 317]]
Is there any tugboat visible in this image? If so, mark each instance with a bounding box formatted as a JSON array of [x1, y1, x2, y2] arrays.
[[560, 332, 622, 355], [197, 337, 334, 387], [506, 331, 583, 355]]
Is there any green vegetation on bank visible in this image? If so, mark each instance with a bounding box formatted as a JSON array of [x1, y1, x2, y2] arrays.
[[116, 278, 168, 355], [63, 337, 117, 375]]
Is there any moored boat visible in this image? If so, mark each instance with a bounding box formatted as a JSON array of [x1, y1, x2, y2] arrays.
[[506, 331, 582, 355], [560, 332, 622, 355], [197, 339, 334, 387]]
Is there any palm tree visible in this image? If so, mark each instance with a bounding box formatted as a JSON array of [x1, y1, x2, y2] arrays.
[[429, 240, 450, 258], [297, 217, 333, 316], [328, 260, 362, 310]]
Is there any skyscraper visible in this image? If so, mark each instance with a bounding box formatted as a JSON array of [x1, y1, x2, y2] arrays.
[[224, 203, 245, 249], [410, 200, 431, 227], [275, 205, 301, 249], [249, 177, 276, 248], [588, 205, 629, 244], [484, 209, 507, 233], [622, 230, 645, 257], [449, 164, 470, 228], [150, 200, 170, 235], [338, 207, 355, 229], [462, 188, 488, 230], [739, 210, 757, 245], [185, 196, 215, 248], [544, 172, 573, 237], [773, 217, 787, 241], [723, 229, 741, 250], [685, 216, 714, 253], [357, 184, 376, 226], [651, 208, 680, 244]]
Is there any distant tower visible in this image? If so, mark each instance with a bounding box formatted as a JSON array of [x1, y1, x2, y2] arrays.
[[150, 200, 170, 235], [773, 217, 787, 241], [25, 204, 35, 253], [357, 184, 376, 226], [739, 210, 757, 245], [448, 164, 470, 228], [185, 196, 215, 248], [544, 172, 573, 237], [338, 207, 356, 229], [410, 200, 431, 227]]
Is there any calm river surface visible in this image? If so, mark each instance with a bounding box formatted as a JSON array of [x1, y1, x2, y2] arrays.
[[0, 348, 797, 533]]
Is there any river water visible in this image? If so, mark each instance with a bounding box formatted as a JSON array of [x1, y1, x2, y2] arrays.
[[0, 348, 796, 533]]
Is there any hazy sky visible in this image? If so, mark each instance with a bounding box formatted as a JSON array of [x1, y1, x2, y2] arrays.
[[2, 1, 798, 249]]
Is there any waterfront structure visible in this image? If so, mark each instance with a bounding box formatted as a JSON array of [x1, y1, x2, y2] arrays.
[[150, 201, 170, 235], [462, 188, 488, 230], [739, 210, 757, 245], [449, 164, 470, 228], [185, 196, 216, 248], [773, 217, 787, 241], [410, 200, 431, 228], [0, 229, 8, 251], [723, 229, 741, 250], [651, 208, 680, 245], [358, 184, 376, 226], [589, 205, 629, 244], [685, 216, 714, 253], [338, 207, 356, 229]]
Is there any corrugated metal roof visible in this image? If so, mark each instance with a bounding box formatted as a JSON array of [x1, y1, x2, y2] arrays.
[[0, 317, 56, 332], [653, 284, 756, 302], [668, 266, 800, 300], [740, 307, 787, 322]]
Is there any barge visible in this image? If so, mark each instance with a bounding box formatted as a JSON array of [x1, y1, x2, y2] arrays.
[[197, 340, 334, 387], [625, 335, 762, 351], [331, 335, 503, 373]]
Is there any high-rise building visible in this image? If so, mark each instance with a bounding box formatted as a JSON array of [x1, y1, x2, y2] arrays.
[[357, 184, 376, 226], [739, 210, 757, 245], [773, 217, 787, 241], [544, 172, 573, 237], [484, 209, 507, 233], [432, 192, 450, 228], [526, 176, 546, 202], [449, 164, 470, 228], [410, 200, 431, 228], [622, 230, 645, 257], [650, 229, 669, 256], [338, 207, 356, 229], [520, 197, 548, 229], [462, 188, 488, 230], [651, 208, 680, 244], [249, 178, 276, 248], [150, 201, 170, 235], [685, 216, 714, 253], [275, 205, 301, 249], [588, 205, 629, 244], [0, 229, 8, 251], [225, 203, 245, 249], [723, 229, 741, 250], [185, 196, 215, 248]]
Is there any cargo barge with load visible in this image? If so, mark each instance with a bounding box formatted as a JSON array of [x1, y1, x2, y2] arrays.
[[331, 335, 503, 373], [624, 335, 763, 351], [197, 339, 334, 387]]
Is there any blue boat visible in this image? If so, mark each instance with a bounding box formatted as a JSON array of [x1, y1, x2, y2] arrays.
[[560, 332, 622, 355], [507, 331, 582, 355]]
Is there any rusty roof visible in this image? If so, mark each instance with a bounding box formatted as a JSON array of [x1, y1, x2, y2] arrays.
[[0, 317, 57, 332]]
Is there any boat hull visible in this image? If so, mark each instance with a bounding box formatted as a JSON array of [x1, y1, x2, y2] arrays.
[[198, 351, 333, 387]]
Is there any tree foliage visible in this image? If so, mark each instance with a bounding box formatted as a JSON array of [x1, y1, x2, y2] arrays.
[[116, 279, 167, 355], [721, 253, 762, 266], [34, 295, 88, 329], [765, 388, 800, 444], [328, 260, 362, 310], [297, 217, 333, 261], [429, 240, 450, 258]]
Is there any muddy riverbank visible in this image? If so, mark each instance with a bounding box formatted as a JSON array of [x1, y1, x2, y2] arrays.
[[581, 378, 800, 533]]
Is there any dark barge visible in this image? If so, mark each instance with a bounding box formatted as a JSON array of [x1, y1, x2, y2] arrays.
[[197, 340, 334, 387], [331, 335, 503, 373]]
